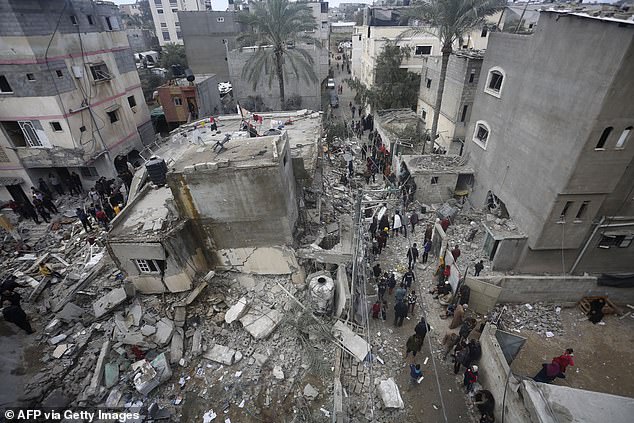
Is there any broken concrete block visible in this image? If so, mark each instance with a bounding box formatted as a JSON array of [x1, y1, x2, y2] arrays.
[[44, 318, 62, 335], [378, 378, 404, 409], [180, 281, 208, 306], [239, 308, 283, 340], [56, 302, 85, 323], [105, 388, 123, 408], [170, 328, 184, 364], [173, 306, 186, 327], [52, 344, 70, 359], [93, 287, 132, 319], [141, 325, 157, 336], [153, 318, 174, 347], [333, 321, 371, 362], [252, 353, 269, 366], [89, 341, 111, 392], [203, 344, 236, 365], [128, 300, 143, 326], [225, 297, 249, 324], [303, 384, 319, 400], [151, 352, 172, 383], [191, 328, 203, 357], [273, 365, 284, 380], [104, 362, 119, 388], [49, 334, 67, 345], [133, 360, 160, 396]]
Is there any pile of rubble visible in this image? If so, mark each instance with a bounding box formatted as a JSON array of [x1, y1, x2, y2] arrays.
[[490, 302, 565, 337]]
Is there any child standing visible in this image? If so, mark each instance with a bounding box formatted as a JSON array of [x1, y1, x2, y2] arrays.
[[409, 364, 423, 385], [464, 365, 479, 392], [372, 301, 381, 319]]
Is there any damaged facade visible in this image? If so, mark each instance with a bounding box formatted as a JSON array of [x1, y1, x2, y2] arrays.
[[0, 0, 153, 203], [465, 11, 634, 274]]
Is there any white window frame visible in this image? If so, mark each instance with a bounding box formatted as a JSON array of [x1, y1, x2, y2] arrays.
[[484, 66, 505, 98], [472, 120, 490, 150], [414, 45, 432, 56], [615, 127, 631, 149], [134, 259, 162, 274], [19, 121, 44, 147]]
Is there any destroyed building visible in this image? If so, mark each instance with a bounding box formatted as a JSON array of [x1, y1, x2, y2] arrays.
[[0, 0, 154, 204], [465, 11, 634, 274]]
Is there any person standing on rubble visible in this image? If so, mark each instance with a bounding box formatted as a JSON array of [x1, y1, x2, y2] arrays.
[[48, 172, 64, 195], [407, 243, 419, 269], [450, 304, 468, 329], [395, 283, 407, 303], [32, 197, 50, 223], [409, 210, 419, 234], [451, 245, 461, 262], [422, 239, 432, 264], [377, 277, 387, 302], [377, 228, 388, 254], [2, 299, 34, 334], [372, 263, 382, 282], [394, 300, 408, 327], [474, 260, 484, 277], [387, 272, 397, 295], [76, 208, 92, 233], [95, 206, 110, 230], [393, 211, 403, 236], [402, 269, 415, 289], [405, 333, 424, 364], [407, 289, 417, 314]]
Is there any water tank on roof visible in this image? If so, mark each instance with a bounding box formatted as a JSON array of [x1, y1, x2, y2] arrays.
[[307, 271, 335, 316], [145, 156, 168, 186]]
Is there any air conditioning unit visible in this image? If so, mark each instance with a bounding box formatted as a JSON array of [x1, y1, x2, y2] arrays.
[[72, 66, 84, 78]]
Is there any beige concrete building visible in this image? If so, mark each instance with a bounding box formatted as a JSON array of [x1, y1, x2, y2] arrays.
[[148, 0, 209, 46], [0, 0, 153, 204]]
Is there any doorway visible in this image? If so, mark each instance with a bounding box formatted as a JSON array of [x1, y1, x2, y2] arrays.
[[6, 184, 29, 204]]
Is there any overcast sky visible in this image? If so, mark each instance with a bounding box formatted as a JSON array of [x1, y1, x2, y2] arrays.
[[110, 0, 376, 11]]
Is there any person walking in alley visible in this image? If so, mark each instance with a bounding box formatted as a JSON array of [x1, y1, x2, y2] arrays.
[[2, 300, 34, 334], [464, 365, 479, 392], [377, 228, 388, 254], [393, 211, 403, 236], [422, 239, 432, 264], [387, 272, 397, 295], [377, 277, 387, 302], [449, 303, 468, 329], [451, 245, 461, 262], [351, 105, 356, 118], [402, 269, 415, 289], [410, 363, 423, 385], [381, 301, 388, 321], [395, 283, 407, 303], [415, 316, 430, 341], [407, 243, 419, 269], [409, 210, 419, 233], [407, 289, 417, 314], [405, 333, 424, 364], [42, 194, 58, 214], [369, 216, 378, 240], [552, 348, 575, 374], [372, 300, 381, 319], [394, 300, 408, 327], [32, 197, 50, 223], [373, 263, 382, 282], [474, 260, 484, 277]]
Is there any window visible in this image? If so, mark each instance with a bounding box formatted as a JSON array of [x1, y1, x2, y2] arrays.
[[162, 31, 170, 41], [107, 110, 119, 123], [472, 121, 490, 149], [127, 95, 137, 108], [469, 70, 475, 83], [426, 78, 432, 89], [154, 0, 163, 4], [50, 121, 63, 132], [134, 259, 164, 274], [173, 97, 183, 106], [560, 201, 573, 220], [105, 16, 113, 30], [481, 26, 488, 37], [177, 31, 182, 39], [615, 127, 631, 149], [80, 166, 99, 177], [0, 121, 45, 147], [172, 8, 178, 12], [56, 69, 63, 78], [421, 110, 427, 120], [157, 9, 164, 14], [415, 45, 432, 55], [575, 201, 589, 220], [216, 16, 225, 23], [0, 75, 13, 93], [484, 67, 505, 98], [460, 105, 468, 123], [26, 73, 36, 81], [87, 15, 94, 25], [160, 23, 168, 28], [431, 176, 439, 185], [89, 63, 111, 81], [595, 127, 612, 149], [79, 125, 86, 132], [70, 15, 78, 25], [599, 234, 633, 249]]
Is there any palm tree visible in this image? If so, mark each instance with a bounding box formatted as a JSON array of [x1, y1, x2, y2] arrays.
[[413, 0, 505, 148], [237, 0, 320, 110]]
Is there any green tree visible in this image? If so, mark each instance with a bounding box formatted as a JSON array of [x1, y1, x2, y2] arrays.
[[159, 43, 188, 76], [346, 44, 420, 111], [411, 0, 504, 144], [237, 0, 320, 110]]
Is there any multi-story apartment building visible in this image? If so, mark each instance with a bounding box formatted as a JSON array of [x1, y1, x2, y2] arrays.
[[417, 51, 484, 153], [465, 11, 634, 275], [0, 0, 153, 204], [119, 2, 143, 17], [148, 0, 210, 46]]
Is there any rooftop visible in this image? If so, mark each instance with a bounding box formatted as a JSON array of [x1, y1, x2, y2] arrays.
[[401, 154, 474, 174], [109, 186, 174, 239]]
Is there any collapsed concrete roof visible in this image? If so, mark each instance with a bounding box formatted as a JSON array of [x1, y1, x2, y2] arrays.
[[401, 154, 474, 174]]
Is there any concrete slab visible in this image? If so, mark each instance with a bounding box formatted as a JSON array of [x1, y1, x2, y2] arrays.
[[225, 297, 249, 324], [378, 378, 404, 409], [104, 362, 119, 388], [239, 308, 283, 339], [164, 273, 192, 293], [173, 306, 187, 327], [89, 341, 111, 392], [203, 344, 237, 365], [153, 318, 175, 347], [333, 321, 371, 362], [93, 287, 133, 319], [179, 281, 208, 306], [52, 344, 70, 359], [55, 302, 85, 323], [191, 328, 203, 357], [128, 300, 143, 326], [170, 328, 184, 364]]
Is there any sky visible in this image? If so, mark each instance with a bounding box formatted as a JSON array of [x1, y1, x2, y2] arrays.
[[110, 0, 377, 10]]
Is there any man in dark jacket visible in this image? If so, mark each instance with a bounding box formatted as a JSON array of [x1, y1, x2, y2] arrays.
[[394, 301, 408, 327], [415, 317, 430, 341], [76, 208, 92, 233], [407, 243, 419, 270]]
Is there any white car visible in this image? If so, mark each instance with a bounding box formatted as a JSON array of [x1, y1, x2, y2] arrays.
[[327, 78, 335, 89]]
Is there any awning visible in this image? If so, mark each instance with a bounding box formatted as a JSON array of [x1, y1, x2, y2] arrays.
[[0, 176, 24, 186]]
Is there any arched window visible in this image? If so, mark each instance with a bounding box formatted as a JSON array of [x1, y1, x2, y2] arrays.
[[484, 67, 505, 98], [472, 120, 490, 149], [595, 127, 613, 149], [615, 126, 632, 149]]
